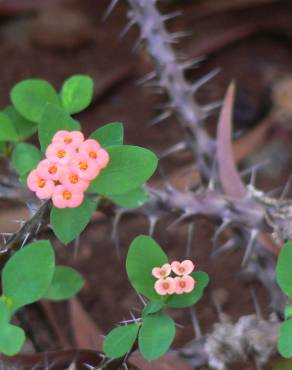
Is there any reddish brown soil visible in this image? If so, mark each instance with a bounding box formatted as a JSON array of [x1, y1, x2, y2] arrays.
[[1, 1, 292, 369]]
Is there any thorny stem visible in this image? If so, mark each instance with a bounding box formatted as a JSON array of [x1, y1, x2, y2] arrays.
[[126, 0, 216, 179], [1, 200, 51, 254]]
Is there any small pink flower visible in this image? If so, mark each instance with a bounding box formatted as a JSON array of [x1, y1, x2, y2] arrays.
[[154, 277, 176, 296], [71, 154, 100, 180], [27, 169, 55, 200], [46, 143, 75, 165], [171, 260, 194, 276], [59, 167, 89, 191], [52, 130, 84, 148], [79, 139, 109, 169], [152, 263, 171, 279], [174, 275, 195, 294], [52, 185, 84, 208], [36, 159, 61, 181]]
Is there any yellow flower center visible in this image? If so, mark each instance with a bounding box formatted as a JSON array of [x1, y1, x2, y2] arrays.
[[64, 136, 72, 144], [63, 190, 72, 200], [69, 174, 79, 184], [37, 179, 46, 188], [179, 281, 186, 288], [162, 282, 169, 290], [48, 165, 57, 174], [89, 150, 97, 159], [57, 149, 66, 158], [79, 160, 88, 171]]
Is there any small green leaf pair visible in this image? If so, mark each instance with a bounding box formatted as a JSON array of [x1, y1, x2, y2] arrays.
[[103, 310, 175, 362], [103, 236, 209, 361], [0, 240, 84, 355], [276, 242, 292, 358], [11, 75, 93, 123]]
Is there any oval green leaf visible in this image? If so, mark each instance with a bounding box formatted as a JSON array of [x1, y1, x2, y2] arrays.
[[126, 235, 168, 301], [45, 266, 84, 301], [0, 303, 25, 356], [38, 103, 80, 152], [4, 106, 37, 140], [11, 79, 60, 123], [2, 240, 55, 311], [89, 145, 158, 196], [50, 196, 97, 244], [0, 112, 18, 142], [278, 319, 292, 358], [139, 311, 175, 361], [90, 122, 124, 147], [61, 74, 94, 114], [109, 187, 149, 209], [12, 143, 42, 177], [103, 323, 140, 359], [276, 242, 292, 299]]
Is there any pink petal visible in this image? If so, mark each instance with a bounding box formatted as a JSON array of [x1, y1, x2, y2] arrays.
[[67, 190, 84, 208], [152, 267, 162, 279], [27, 170, 39, 192], [52, 185, 68, 208], [96, 148, 109, 169], [171, 261, 181, 276], [174, 277, 185, 295], [35, 180, 55, 199], [181, 260, 194, 275], [154, 279, 168, 296], [183, 275, 195, 293], [165, 277, 176, 295]]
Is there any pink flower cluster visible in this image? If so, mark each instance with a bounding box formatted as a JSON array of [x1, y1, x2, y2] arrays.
[[27, 130, 109, 208], [152, 260, 195, 296]]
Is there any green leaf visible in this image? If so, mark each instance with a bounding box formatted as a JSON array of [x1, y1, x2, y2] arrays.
[[2, 240, 55, 311], [276, 242, 292, 299], [278, 319, 292, 358], [126, 235, 168, 301], [38, 103, 80, 151], [4, 106, 37, 140], [45, 266, 84, 301], [11, 79, 60, 123], [103, 323, 140, 359], [61, 74, 94, 114], [109, 187, 149, 209], [89, 146, 158, 196], [142, 300, 165, 317], [90, 122, 124, 147], [285, 306, 292, 321], [166, 271, 209, 308], [50, 196, 97, 244], [0, 112, 18, 142], [0, 302, 25, 356], [12, 143, 42, 176], [139, 311, 175, 361]]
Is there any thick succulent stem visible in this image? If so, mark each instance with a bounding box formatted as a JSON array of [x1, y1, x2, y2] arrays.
[[126, 0, 216, 177]]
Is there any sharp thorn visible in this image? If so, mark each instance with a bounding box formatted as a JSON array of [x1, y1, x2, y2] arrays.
[[148, 216, 158, 236], [186, 223, 194, 258], [148, 110, 172, 127], [210, 239, 237, 258], [162, 11, 183, 21], [251, 288, 263, 322], [168, 212, 193, 230], [212, 219, 232, 251], [180, 57, 205, 70], [192, 68, 221, 92], [119, 19, 136, 39], [280, 174, 292, 202], [159, 141, 187, 159], [102, 0, 119, 22], [240, 160, 270, 178], [136, 71, 157, 86], [189, 306, 202, 339], [241, 230, 258, 267]]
